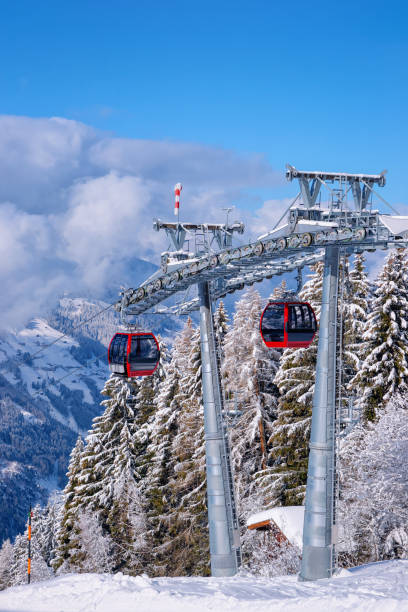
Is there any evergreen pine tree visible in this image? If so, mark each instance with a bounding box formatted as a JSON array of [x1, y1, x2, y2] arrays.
[[75, 509, 113, 573], [107, 419, 148, 572], [143, 319, 195, 575], [342, 253, 371, 377], [267, 262, 324, 505], [222, 288, 280, 515], [131, 339, 169, 487], [338, 394, 408, 566], [34, 495, 62, 569], [150, 305, 229, 576], [54, 371, 154, 574], [213, 299, 229, 348], [78, 374, 148, 573], [0, 539, 13, 590], [333, 253, 371, 405], [351, 249, 408, 421], [269, 279, 288, 300], [163, 325, 209, 575], [53, 435, 85, 572], [9, 525, 52, 586]]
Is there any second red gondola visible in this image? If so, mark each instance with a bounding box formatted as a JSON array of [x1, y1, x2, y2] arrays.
[[260, 301, 317, 349], [108, 332, 160, 377]]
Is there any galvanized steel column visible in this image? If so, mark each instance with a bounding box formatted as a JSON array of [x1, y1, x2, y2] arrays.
[[198, 281, 239, 577], [300, 245, 339, 581]]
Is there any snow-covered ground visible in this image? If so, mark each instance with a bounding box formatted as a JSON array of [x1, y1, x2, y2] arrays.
[[1, 561, 408, 612]]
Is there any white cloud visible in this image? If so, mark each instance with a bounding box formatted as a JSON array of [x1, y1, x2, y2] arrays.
[[88, 137, 281, 190], [0, 203, 73, 327], [247, 198, 295, 238], [0, 116, 97, 213], [0, 115, 282, 328]]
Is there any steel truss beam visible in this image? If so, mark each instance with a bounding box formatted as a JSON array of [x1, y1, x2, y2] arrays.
[[116, 232, 406, 316]]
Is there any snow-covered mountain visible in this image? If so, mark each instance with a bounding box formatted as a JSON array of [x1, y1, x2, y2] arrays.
[[0, 311, 108, 542], [0, 295, 181, 544], [0, 316, 108, 435], [50, 296, 182, 347]]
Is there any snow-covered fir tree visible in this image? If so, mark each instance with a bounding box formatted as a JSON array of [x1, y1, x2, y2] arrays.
[[143, 319, 196, 575], [75, 509, 113, 573], [131, 337, 170, 490], [338, 394, 408, 566], [0, 539, 13, 590], [162, 325, 208, 576], [267, 262, 324, 506], [222, 287, 281, 564], [107, 418, 147, 572], [213, 299, 229, 348], [32, 495, 62, 569], [269, 279, 288, 300], [7, 518, 52, 586], [54, 365, 164, 575], [53, 435, 85, 572], [244, 528, 300, 578], [80, 374, 149, 573], [342, 253, 371, 380], [351, 249, 408, 421]]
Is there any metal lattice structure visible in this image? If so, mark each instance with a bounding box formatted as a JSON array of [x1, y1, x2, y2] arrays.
[[116, 166, 408, 580], [117, 167, 407, 318]]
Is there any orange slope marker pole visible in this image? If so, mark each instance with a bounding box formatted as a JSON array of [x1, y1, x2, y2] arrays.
[[27, 505, 32, 584]]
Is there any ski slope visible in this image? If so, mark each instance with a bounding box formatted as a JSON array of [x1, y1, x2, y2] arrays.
[[1, 561, 408, 612]]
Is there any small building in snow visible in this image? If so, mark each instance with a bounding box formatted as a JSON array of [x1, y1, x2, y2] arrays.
[[246, 506, 304, 552]]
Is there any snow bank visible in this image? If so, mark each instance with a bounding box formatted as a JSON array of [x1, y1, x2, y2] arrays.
[[0, 560, 408, 612]]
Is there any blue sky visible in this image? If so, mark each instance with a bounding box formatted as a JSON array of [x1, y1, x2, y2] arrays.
[[1, 0, 407, 202]]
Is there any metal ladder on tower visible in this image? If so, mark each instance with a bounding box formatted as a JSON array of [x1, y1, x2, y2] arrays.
[[331, 251, 347, 574], [209, 286, 242, 568]]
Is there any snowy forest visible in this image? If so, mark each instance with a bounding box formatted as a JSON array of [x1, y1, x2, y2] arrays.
[[1, 249, 408, 588]]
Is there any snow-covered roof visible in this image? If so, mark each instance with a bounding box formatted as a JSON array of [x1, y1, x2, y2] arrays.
[[246, 506, 304, 549]]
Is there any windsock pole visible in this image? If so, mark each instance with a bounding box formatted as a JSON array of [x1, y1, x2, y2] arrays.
[[27, 505, 32, 584], [174, 183, 182, 223]]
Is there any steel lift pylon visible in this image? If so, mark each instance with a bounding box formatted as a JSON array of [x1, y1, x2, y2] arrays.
[[116, 166, 408, 580], [199, 281, 241, 575], [300, 245, 339, 580]]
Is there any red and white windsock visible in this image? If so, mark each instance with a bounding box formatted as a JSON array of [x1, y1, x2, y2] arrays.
[[174, 182, 182, 216]]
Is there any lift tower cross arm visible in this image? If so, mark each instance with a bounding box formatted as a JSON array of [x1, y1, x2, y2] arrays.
[[286, 164, 387, 212]]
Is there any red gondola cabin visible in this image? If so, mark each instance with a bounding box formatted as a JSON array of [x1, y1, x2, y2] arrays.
[[108, 332, 160, 377], [260, 302, 317, 349]]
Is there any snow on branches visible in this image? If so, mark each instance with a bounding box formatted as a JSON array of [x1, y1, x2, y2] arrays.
[[351, 249, 408, 421], [338, 394, 408, 565]]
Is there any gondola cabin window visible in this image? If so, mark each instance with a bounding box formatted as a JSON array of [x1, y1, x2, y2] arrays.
[[260, 302, 317, 349], [108, 332, 160, 377]]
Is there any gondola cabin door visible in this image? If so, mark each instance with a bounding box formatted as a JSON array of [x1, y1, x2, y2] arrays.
[[108, 332, 160, 377], [260, 302, 317, 349]]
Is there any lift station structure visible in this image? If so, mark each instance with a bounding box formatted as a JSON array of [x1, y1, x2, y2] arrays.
[[115, 166, 408, 581]]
